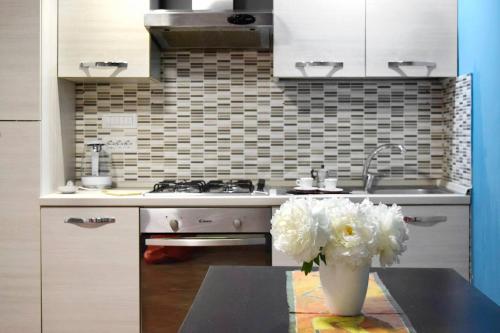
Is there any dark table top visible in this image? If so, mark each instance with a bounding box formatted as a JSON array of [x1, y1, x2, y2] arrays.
[[180, 266, 500, 333]]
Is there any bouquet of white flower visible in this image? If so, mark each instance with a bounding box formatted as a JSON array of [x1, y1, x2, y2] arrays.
[[271, 197, 409, 275]]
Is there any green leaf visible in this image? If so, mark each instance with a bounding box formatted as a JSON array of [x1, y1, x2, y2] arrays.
[[313, 256, 320, 265], [301, 260, 313, 275], [320, 254, 327, 264]]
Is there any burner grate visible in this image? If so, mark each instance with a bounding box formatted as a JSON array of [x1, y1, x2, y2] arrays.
[[206, 180, 254, 193], [175, 180, 206, 193], [152, 180, 177, 193], [150, 179, 255, 194]]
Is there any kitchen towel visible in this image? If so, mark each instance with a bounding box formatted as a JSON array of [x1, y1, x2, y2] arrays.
[[286, 271, 416, 333]]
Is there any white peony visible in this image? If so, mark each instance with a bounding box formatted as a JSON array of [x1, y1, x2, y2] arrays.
[[271, 197, 409, 272], [271, 198, 329, 263], [370, 202, 409, 267], [321, 198, 379, 268]]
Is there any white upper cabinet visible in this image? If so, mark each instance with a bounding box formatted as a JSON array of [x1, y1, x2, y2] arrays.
[[58, 0, 158, 80], [273, 0, 366, 78], [366, 0, 457, 77], [0, 0, 39, 120]]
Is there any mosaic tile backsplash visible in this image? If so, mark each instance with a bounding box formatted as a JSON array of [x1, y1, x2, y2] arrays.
[[75, 50, 466, 185], [442, 74, 472, 188]]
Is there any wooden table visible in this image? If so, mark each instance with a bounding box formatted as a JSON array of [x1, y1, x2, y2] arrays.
[[180, 266, 500, 333]]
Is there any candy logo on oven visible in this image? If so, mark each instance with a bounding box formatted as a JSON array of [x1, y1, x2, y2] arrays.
[[198, 219, 213, 223]]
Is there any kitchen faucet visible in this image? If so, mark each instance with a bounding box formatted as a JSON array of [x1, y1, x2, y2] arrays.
[[362, 143, 407, 193]]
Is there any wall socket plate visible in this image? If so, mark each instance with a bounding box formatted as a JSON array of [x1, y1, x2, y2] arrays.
[[101, 114, 137, 129], [96, 136, 137, 153]]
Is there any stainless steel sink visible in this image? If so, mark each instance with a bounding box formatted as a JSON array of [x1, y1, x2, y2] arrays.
[[349, 187, 453, 195]]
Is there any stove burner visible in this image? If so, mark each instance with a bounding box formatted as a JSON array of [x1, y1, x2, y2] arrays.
[[206, 180, 254, 193], [152, 180, 177, 193], [175, 180, 206, 193], [150, 180, 255, 194], [151, 180, 206, 193]]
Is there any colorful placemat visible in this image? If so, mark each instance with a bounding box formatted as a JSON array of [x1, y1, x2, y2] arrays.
[[286, 271, 416, 333]]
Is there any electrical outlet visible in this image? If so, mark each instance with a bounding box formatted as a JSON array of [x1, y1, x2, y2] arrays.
[[101, 136, 137, 153], [101, 114, 137, 129]]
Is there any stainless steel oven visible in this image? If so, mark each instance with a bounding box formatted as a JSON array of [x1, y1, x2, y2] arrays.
[[140, 208, 272, 333]]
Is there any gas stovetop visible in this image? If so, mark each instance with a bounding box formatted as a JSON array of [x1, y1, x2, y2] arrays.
[[144, 179, 263, 196]]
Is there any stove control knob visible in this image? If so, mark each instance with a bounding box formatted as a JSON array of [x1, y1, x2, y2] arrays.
[[169, 219, 179, 232], [233, 219, 242, 229]]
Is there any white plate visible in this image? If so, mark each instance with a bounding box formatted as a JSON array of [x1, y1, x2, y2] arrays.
[[294, 186, 318, 191], [319, 187, 343, 193]]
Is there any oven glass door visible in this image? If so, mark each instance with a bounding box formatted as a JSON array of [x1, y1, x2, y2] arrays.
[[141, 234, 271, 333]]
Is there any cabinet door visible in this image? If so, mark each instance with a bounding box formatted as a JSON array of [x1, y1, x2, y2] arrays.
[[273, 0, 365, 78], [0, 122, 40, 333], [58, 0, 151, 79], [373, 205, 469, 280], [366, 0, 457, 77], [0, 0, 39, 120], [42, 207, 139, 333]]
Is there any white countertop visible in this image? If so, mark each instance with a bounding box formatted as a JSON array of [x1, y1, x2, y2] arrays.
[[40, 189, 470, 206]]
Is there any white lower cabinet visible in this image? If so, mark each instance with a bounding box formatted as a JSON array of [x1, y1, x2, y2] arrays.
[[41, 207, 140, 333], [271, 205, 470, 280], [0, 122, 40, 333], [375, 205, 470, 280]]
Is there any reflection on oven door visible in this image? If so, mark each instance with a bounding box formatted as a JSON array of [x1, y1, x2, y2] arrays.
[[141, 234, 271, 333]]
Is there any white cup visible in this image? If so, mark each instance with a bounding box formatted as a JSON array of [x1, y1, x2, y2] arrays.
[[324, 178, 338, 190], [296, 177, 314, 188]]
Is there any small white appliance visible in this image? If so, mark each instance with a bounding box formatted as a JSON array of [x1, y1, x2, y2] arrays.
[[81, 140, 112, 188]]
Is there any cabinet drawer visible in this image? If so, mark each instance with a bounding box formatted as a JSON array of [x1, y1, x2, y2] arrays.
[[373, 205, 469, 279], [41, 207, 139, 333]]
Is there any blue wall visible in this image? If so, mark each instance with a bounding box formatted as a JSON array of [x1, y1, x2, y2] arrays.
[[459, 0, 500, 305]]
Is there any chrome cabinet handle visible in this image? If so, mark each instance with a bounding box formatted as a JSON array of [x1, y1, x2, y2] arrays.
[[80, 61, 128, 69], [145, 235, 266, 247], [404, 216, 447, 225], [295, 61, 344, 69], [64, 217, 116, 224], [388, 61, 436, 70]]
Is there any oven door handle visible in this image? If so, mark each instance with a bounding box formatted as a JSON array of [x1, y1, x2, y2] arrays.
[[145, 235, 266, 247]]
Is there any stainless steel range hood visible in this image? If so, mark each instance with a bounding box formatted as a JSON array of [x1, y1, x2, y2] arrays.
[[144, 10, 273, 50]]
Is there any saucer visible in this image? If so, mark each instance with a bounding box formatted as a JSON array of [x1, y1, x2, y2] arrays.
[[294, 186, 318, 191], [318, 187, 343, 193], [58, 181, 78, 194]]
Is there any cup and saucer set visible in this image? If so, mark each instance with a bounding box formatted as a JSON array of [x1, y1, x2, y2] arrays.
[[293, 177, 344, 194]]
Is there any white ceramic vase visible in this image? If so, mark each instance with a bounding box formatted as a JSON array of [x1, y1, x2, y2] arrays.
[[319, 260, 370, 316]]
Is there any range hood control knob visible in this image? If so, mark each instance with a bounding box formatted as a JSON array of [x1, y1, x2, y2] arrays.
[[169, 219, 179, 232], [233, 219, 242, 229]]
